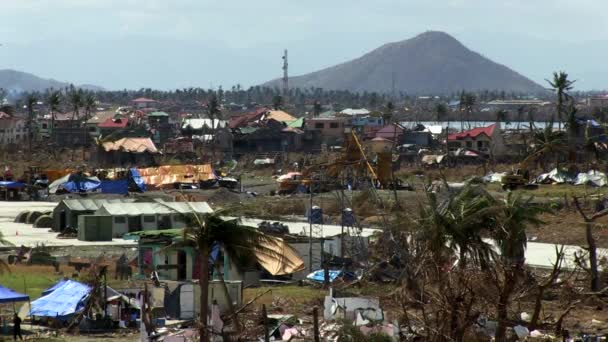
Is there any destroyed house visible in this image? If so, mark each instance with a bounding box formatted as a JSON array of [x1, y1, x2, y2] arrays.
[[96, 135, 159, 167], [232, 119, 303, 154], [128, 226, 306, 286], [53, 198, 137, 232]]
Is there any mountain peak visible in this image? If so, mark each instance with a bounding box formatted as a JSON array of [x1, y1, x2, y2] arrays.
[[0, 69, 103, 93], [264, 31, 544, 94]]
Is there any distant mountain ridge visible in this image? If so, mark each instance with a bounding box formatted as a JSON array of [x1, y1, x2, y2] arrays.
[[0, 69, 103, 93], [265, 31, 545, 94]]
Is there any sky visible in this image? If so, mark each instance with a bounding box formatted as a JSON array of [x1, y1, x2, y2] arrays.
[[1, 0, 607, 91]]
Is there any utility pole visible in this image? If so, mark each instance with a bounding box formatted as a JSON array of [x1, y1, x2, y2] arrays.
[[391, 71, 396, 101], [282, 49, 289, 105], [308, 186, 313, 273]]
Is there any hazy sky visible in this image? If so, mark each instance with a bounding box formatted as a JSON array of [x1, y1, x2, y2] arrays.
[[1, 0, 607, 90]]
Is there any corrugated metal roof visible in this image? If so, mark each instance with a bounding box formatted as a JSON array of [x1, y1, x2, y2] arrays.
[[62, 198, 136, 211], [98, 201, 213, 216]]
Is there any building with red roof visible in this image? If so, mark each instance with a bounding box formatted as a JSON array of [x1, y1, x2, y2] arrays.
[[447, 123, 504, 155], [130, 97, 158, 109]]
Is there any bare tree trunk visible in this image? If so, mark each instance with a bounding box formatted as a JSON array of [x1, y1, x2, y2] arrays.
[[573, 197, 605, 292], [495, 269, 517, 342], [199, 247, 210, 342], [587, 222, 600, 292]]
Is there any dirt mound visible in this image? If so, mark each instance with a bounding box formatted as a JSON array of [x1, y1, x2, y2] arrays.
[[207, 188, 244, 207]]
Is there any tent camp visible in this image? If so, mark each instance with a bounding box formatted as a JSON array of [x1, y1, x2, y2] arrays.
[[30, 280, 91, 320]]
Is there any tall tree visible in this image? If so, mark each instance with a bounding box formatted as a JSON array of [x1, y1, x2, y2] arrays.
[[47, 90, 62, 142], [313, 101, 322, 118], [82, 93, 96, 160], [69, 87, 83, 129], [180, 212, 282, 341], [26, 94, 37, 153], [384, 101, 395, 124], [272, 95, 283, 110], [435, 103, 449, 156], [546, 71, 575, 131]]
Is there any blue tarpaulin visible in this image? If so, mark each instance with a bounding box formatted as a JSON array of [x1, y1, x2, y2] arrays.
[[49, 174, 101, 194], [100, 180, 129, 195], [30, 280, 91, 320], [0, 285, 29, 303], [129, 168, 146, 192], [306, 270, 357, 283], [0, 181, 25, 189], [41, 279, 67, 296]]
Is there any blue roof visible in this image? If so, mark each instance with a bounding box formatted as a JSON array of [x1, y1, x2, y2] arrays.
[[30, 280, 90, 320], [0, 285, 29, 303]]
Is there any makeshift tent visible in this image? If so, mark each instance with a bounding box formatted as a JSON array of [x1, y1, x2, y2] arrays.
[[48, 174, 101, 194], [0, 285, 29, 303], [138, 164, 215, 189], [306, 270, 357, 283], [574, 170, 608, 187], [483, 172, 507, 184], [129, 168, 146, 192], [100, 180, 129, 194], [30, 280, 91, 320], [535, 168, 574, 184], [41, 279, 67, 296]]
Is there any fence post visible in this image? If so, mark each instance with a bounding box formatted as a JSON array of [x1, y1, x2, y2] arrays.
[[262, 304, 270, 342], [313, 306, 320, 342]]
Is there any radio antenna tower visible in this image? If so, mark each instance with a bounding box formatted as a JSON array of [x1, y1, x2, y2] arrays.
[[282, 49, 289, 103]]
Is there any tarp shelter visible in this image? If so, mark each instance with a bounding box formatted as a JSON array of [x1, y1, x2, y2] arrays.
[[99, 168, 146, 194], [536, 168, 574, 184], [101, 137, 159, 154], [0, 181, 25, 189], [41, 279, 68, 296], [30, 280, 91, 320], [137, 164, 215, 189], [306, 270, 356, 283], [48, 174, 101, 194], [0, 285, 29, 303], [574, 170, 608, 187]]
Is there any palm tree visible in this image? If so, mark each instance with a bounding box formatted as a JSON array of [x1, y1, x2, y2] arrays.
[[69, 87, 83, 129], [82, 93, 96, 160], [546, 71, 575, 131], [528, 119, 567, 171], [495, 109, 508, 123], [25, 94, 37, 153], [435, 103, 449, 156], [419, 185, 497, 269], [564, 100, 580, 163], [181, 212, 283, 341], [272, 95, 283, 110], [47, 90, 62, 142], [494, 192, 547, 265], [384, 101, 394, 124], [492, 192, 548, 341]]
